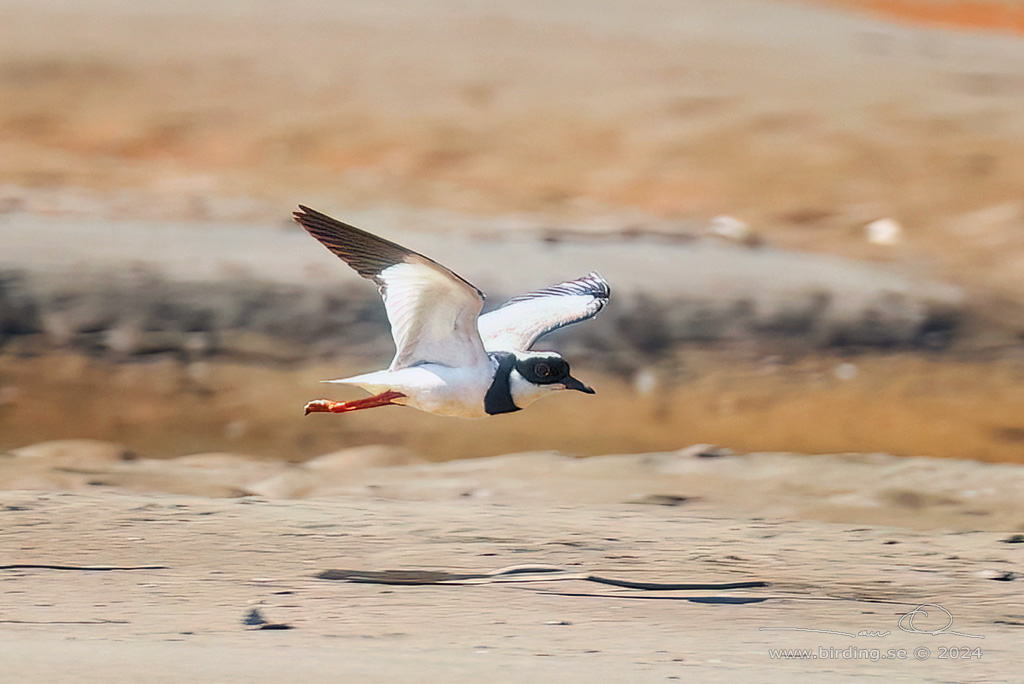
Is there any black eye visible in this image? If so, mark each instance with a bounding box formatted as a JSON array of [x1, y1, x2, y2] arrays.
[[534, 362, 551, 378]]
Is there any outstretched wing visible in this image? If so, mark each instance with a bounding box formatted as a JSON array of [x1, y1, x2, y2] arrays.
[[294, 206, 489, 370], [477, 272, 610, 352]]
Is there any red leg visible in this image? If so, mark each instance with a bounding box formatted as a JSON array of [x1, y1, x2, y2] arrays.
[[304, 390, 406, 415]]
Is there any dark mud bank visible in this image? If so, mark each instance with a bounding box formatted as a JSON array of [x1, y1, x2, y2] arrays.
[[0, 263, 966, 372], [0, 216, 977, 369]]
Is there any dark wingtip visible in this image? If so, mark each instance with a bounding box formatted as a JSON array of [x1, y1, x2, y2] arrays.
[[293, 204, 318, 225], [291, 205, 486, 298], [584, 271, 611, 300]]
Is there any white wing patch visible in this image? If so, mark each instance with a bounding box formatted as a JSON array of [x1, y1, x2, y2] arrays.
[[381, 258, 488, 370], [478, 272, 610, 352], [292, 206, 489, 371]]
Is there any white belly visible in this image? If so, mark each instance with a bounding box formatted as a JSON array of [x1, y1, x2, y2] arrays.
[[326, 364, 494, 418]]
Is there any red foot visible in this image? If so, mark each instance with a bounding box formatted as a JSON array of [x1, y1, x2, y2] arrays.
[[304, 390, 406, 415]]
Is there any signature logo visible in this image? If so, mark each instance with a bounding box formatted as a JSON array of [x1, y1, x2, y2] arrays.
[[897, 604, 983, 638], [760, 603, 984, 639]]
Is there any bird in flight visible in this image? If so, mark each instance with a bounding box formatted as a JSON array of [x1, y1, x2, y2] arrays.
[[293, 206, 610, 418]]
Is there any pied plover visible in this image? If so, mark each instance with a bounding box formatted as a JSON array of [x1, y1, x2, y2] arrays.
[[294, 206, 610, 418]]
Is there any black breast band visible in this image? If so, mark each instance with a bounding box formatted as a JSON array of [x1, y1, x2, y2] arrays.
[[484, 352, 521, 415]]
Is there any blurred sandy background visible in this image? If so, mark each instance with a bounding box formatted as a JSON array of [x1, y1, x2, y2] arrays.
[[4, 0, 1024, 295], [3, 0, 1024, 462]]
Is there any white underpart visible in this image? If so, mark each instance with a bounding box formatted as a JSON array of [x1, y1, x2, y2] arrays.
[[327, 362, 497, 418]]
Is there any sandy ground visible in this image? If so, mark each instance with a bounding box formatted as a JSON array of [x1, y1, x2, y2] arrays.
[[1, 448, 1022, 683]]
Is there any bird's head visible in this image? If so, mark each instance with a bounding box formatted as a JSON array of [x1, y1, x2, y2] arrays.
[[508, 351, 595, 409]]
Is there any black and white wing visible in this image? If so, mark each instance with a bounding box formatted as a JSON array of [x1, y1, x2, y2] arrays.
[[477, 272, 610, 352], [294, 206, 489, 370]]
